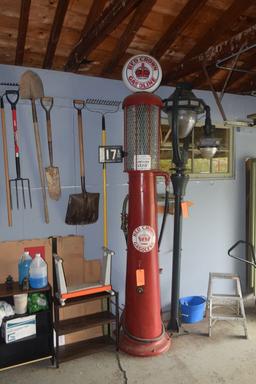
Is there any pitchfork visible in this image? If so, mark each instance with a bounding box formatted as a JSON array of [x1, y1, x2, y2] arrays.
[[5, 90, 32, 209]]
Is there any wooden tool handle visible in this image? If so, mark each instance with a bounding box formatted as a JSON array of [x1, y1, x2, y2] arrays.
[[102, 114, 108, 248], [31, 100, 49, 223], [40, 97, 53, 112], [40, 97, 54, 165], [73, 99, 85, 110], [46, 118, 53, 166], [77, 109, 86, 192], [0, 98, 12, 226], [73, 100, 86, 192]]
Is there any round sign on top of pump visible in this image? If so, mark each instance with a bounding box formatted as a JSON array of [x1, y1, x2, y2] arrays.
[[122, 54, 162, 93]]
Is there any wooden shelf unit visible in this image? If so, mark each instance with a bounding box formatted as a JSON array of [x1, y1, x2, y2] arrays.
[[53, 290, 119, 367], [0, 283, 54, 371]]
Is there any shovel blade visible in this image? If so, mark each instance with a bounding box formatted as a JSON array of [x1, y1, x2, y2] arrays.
[[20, 70, 44, 99], [65, 192, 100, 225], [45, 166, 61, 201]]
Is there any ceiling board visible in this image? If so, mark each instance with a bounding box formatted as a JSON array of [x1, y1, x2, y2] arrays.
[[0, 0, 255, 95]]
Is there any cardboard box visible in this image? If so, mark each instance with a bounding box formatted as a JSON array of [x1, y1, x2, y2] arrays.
[[2, 315, 36, 343]]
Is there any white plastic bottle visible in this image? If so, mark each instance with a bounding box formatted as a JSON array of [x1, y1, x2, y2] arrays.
[[29, 253, 48, 289]]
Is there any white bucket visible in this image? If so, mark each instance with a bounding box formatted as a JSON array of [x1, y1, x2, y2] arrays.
[[13, 293, 28, 315]]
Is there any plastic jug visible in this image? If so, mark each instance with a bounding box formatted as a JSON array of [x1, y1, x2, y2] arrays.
[[18, 251, 32, 286], [29, 253, 48, 289]]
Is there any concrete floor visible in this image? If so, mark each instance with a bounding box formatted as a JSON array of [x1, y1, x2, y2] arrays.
[[1, 300, 256, 384]]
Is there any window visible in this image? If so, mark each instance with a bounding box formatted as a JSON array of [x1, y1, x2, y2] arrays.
[[160, 119, 234, 179]]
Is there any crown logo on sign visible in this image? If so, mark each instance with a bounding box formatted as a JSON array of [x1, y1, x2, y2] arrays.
[[135, 63, 150, 79], [138, 235, 150, 243]]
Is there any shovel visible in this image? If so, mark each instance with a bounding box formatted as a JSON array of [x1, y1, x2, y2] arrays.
[[65, 100, 99, 225], [40, 97, 61, 200], [20, 70, 49, 223]]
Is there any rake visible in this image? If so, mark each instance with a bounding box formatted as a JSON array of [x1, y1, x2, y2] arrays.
[[85, 98, 121, 248]]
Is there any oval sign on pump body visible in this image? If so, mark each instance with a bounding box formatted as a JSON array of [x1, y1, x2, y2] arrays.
[[132, 225, 156, 253], [122, 54, 162, 93]]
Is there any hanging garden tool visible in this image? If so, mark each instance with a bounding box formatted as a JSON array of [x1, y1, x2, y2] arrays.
[[65, 100, 99, 225], [0, 95, 12, 225], [5, 90, 32, 209], [85, 99, 121, 247], [40, 97, 61, 200], [19, 70, 49, 223]]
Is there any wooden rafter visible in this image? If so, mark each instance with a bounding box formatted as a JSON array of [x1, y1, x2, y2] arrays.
[[163, 24, 256, 85], [193, 53, 240, 94], [193, 46, 256, 94], [192, 67, 218, 89], [150, 0, 207, 60], [64, 0, 141, 72], [225, 51, 256, 91], [101, 0, 156, 75], [231, 77, 256, 93], [186, 0, 255, 60], [229, 78, 255, 93], [227, 71, 256, 93], [43, 0, 70, 69], [80, 0, 107, 40], [15, 0, 31, 65]]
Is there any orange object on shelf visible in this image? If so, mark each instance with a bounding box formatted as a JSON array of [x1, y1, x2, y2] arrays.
[[61, 284, 112, 300]]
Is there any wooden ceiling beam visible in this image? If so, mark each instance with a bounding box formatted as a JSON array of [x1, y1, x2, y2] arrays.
[[223, 49, 256, 91], [229, 77, 256, 93], [101, 0, 156, 75], [228, 75, 256, 93], [75, 0, 107, 69], [80, 0, 107, 39], [226, 62, 256, 92], [185, 0, 255, 60], [15, 0, 31, 65], [150, 0, 207, 60], [163, 24, 256, 84], [43, 0, 70, 69], [192, 66, 219, 89], [191, 47, 256, 93], [64, 0, 141, 72]]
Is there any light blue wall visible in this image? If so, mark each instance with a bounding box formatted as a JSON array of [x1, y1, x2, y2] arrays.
[[1, 64, 256, 312]]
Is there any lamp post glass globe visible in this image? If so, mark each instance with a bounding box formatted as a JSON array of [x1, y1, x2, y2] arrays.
[[198, 136, 220, 159], [199, 146, 217, 159], [168, 109, 197, 139]]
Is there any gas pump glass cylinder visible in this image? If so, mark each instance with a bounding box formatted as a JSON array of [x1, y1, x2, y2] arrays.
[[124, 93, 162, 171]]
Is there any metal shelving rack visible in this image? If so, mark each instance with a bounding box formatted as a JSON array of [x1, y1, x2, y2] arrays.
[[53, 290, 119, 368], [0, 282, 54, 371]]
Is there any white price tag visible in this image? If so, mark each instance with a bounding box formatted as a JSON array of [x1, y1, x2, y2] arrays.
[[134, 155, 151, 170]]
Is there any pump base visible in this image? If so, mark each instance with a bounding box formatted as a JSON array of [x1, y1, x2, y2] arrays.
[[119, 331, 171, 357]]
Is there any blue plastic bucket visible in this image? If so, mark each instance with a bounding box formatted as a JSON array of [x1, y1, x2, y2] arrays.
[[179, 296, 206, 323]]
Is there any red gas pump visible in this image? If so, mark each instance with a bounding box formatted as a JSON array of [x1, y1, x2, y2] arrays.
[[119, 90, 171, 356]]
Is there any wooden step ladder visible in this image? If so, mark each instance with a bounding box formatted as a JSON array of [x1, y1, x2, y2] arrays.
[[207, 272, 248, 338]]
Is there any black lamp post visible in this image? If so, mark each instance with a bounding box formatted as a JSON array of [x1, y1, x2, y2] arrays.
[[163, 83, 218, 332]]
